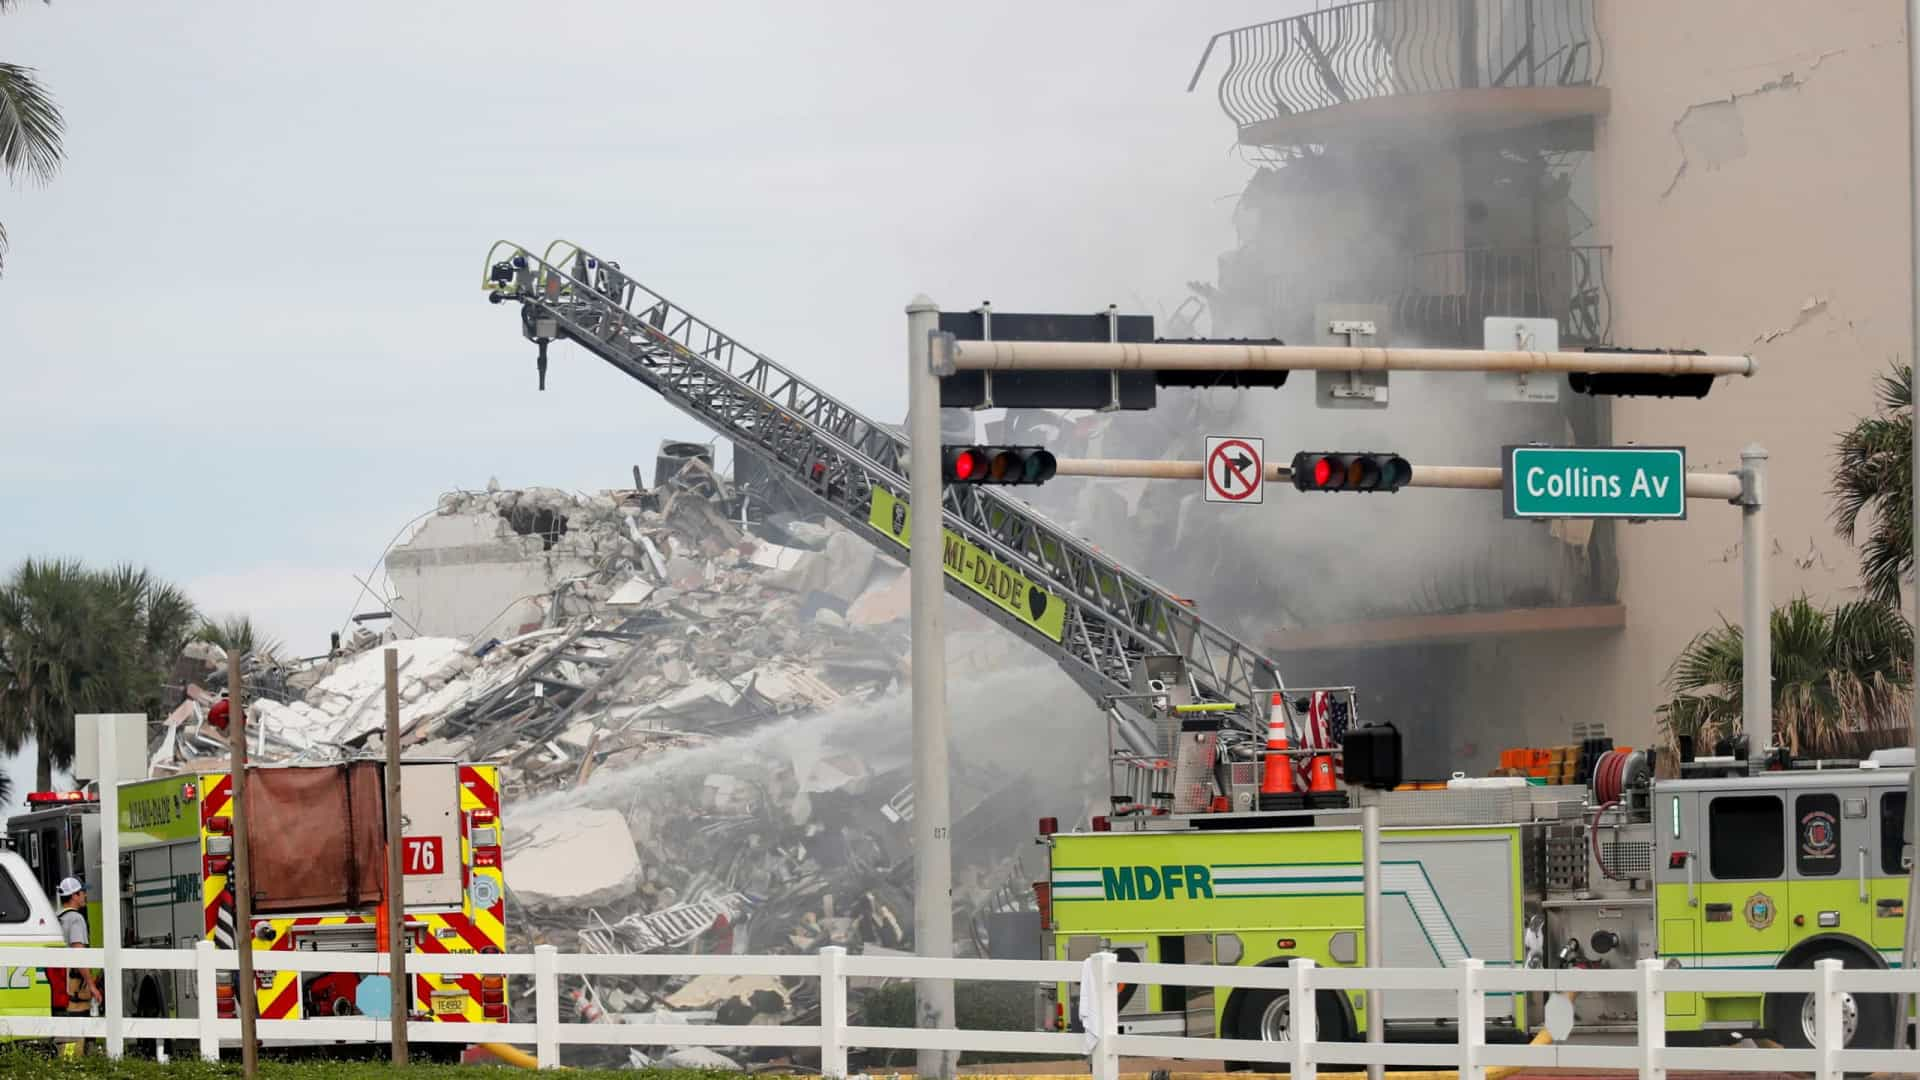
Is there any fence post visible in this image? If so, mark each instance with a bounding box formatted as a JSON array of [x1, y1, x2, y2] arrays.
[[1814, 958, 1841, 1080], [819, 947, 848, 1078], [1636, 958, 1664, 1080], [534, 944, 560, 1069], [195, 941, 220, 1063], [1090, 951, 1121, 1080], [1290, 958, 1317, 1080], [1457, 958, 1485, 1080]]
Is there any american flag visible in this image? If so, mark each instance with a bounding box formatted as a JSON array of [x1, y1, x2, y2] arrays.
[[1306, 691, 1349, 781]]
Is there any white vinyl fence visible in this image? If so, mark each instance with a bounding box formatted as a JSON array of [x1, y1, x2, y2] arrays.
[[2, 943, 1915, 1078]]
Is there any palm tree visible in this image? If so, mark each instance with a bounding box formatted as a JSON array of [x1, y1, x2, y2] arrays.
[[0, 1, 65, 277], [1659, 595, 1912, 757], [0, 560, 203, 788], [194, 615, 283, 664], [1832, 363, 1912, 609], [97, 564, 202, 723], [0, 559, 124, 788]]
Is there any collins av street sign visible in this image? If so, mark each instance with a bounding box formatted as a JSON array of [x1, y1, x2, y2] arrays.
[[1503, 446, 1687, 520]]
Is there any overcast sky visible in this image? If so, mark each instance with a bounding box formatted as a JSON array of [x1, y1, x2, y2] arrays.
[[0, 0, 1297, 665]]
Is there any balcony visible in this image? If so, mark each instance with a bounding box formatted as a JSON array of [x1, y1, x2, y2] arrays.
[[1220, 244, 1611, 349], [1391, 244, 1612, 347], [1190, 0, 1607, 150]]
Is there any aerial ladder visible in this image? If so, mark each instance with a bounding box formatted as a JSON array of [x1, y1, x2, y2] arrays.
[[481, 241, 1316, 766]]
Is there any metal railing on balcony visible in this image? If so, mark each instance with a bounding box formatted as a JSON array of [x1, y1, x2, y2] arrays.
[[1189, 0, 1604, 132], [1393, 244, 1611, 347], [1227, 244, 1610, 350]]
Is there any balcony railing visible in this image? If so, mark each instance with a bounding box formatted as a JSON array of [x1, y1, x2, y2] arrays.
[[1224, 244, 1611, 350], [1190, 0, 1604, 132], [1393, 243, 1612, 347]]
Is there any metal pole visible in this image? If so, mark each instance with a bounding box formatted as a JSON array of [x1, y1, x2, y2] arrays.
[[98, 718, 123, 1060], [1903, 0, 1920, 1041], [1050, 458, 1747, 500], [1739, 446, 1770, 753], [385, 648, 407, 1064], [1361, 804, 1383, 1080], [227, 651, 258, 1078], [907, 294, 957, 1079], [943, 338, 1757, 377]]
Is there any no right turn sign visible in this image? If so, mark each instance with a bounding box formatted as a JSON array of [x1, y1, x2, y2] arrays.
[[1205, 436, 1264, 505]]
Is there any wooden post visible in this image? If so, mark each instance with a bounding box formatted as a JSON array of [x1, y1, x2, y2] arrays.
[[227, 651, 258, 1078], [385, 648, 408, 1063]]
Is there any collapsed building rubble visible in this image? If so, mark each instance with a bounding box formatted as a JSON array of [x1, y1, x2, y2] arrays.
[[153, 451, 1106, 1068]]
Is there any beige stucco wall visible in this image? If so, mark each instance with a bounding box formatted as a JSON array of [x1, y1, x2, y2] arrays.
[[1482, 0, 1913, 752]]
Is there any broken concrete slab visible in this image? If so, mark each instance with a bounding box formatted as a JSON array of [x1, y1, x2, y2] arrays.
[[765, 531, 878, 603], [658, 1046, 740, 1071], [606, 578, 658, 607], [664, 973, 787, 1012], [846, 569, 909, 626], [503, 809, 643, 910]]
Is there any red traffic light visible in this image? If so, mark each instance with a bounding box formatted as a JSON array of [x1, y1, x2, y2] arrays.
[[946, 447, 986, 482], [943, 445, 1055, 485], [1291, 451, 1410, 493]]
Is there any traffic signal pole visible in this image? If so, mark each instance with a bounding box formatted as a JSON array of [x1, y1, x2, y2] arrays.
[[906, 295, 958, 1080], [1903, 0, 1920, 1037], [1052, 453, 1769, 748], [1737, 447, 1771, 769], [1052, 457, 1746, 499], [937, 337, 1755, 378]]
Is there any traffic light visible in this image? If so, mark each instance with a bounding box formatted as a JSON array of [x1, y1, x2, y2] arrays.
[[1570, 347, 1716, 398], [1290, 451, 1411, 493], [942, 445, 1057, 485]]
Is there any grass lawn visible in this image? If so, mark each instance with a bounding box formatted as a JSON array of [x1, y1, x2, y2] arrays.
[[0, 1047, 742, 1078]]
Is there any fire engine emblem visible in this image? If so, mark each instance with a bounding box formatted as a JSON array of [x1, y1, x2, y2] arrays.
[[890, 501, 906, 537], [1800, 810, 1837, 859], [1743, 891, 1776, 931]]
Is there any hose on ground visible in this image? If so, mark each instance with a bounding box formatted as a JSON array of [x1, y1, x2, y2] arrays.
[[477, 1042, 544, 1069]]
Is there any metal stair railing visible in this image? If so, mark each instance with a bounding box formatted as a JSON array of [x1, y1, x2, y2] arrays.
[[481, 241, 1289, 736]]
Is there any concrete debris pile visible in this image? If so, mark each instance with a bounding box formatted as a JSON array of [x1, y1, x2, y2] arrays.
[[152, 455, 1104, 1068], [154, 460, 915, 797]]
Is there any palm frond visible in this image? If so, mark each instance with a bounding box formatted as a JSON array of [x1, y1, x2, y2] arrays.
[[195, 614, 282, 662], [1659, 594, 1913, 755], [0, 61, 64, 186], [1832, 363, 1913, 606]]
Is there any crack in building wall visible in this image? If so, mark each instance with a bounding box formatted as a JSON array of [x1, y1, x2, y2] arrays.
[[1661, 72, 1804, 199]]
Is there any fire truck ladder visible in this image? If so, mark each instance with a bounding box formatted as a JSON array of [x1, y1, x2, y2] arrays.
[[482, 241, 1290, 746]]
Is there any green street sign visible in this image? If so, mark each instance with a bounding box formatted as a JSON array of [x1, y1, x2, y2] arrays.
[[1503, 445, 1687, 520]]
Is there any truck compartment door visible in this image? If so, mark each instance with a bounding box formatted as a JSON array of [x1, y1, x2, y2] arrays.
[[399, 763, 462, 908], [1871, 790, 1909, 951], [1661, 919, 1697, 1016]]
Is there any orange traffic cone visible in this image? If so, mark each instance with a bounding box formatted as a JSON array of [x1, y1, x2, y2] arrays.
[[1261, 692, 1297, 796], [1306, 754, 1338, 792]]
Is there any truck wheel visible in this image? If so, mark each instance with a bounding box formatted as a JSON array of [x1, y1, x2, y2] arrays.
[[1224, 982, 1350, 1072], [1767, 948, 1896, 1051]]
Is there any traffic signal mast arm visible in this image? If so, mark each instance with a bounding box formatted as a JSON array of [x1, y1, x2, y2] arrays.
[[483, 241, 1284, 737], [938, 337, 1756, 378], [1052, 458, 1747, 500]]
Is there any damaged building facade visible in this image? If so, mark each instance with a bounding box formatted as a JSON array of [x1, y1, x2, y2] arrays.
[[1158, 0, 1913, 762]]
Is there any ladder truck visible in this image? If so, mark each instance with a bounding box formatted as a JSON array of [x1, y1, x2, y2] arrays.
[[480, 240, 1330, 771]]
